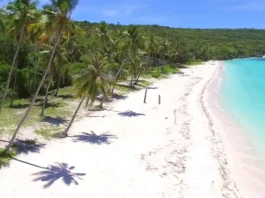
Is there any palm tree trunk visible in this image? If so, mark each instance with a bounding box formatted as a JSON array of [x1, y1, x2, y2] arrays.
[[9, 70, 17, 108], [133, 75, 140, 85], [9, 56, 19, 108], [115, 58, 126, 80], [54, 74, 60, 96], [60, 96, 85, 138], [99, 97, 104, 109], [34, 47, 40, 91], [130, 75, 134, 87], [0, 24, 26, 119], [111, 86, 115, 96], [40, 75, 52, 116], [3, 23, 64, 156]]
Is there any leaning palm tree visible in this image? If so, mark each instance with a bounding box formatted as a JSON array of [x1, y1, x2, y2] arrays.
[[39, 42, 68, 116], [3, 0, 80, 156], [0, 0, 39, 119], [59, 52, 113, 138]]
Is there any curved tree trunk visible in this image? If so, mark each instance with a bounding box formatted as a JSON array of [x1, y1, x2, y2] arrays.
[[40, 75, 53, 116], [60, 96, 85, 138], [0, 24, 26, 119], [54, 74, 60, 96], [3, 23, 64, 156]]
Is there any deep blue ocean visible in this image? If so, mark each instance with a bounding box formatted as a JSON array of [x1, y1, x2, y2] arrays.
[[221, 58, 265, 158]]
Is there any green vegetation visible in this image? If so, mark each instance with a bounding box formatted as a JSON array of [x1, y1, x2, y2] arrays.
[[0, 0, 265, 156], [186, 60, 203, 66], [0, 148, 16, 167]]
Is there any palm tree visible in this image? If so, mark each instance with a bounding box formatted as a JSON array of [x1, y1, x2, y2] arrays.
[[159, 39, 170, 72], [39, 42, 68, 116], [60, 52, 112, 138], [122, 26, 145, 86], [123, 26, 144, 56], [0, 0, 39, 119], [0, 8, 7, 32], [107, 35, 130, 95], [3, 0, 80, 156], [94, 21, 113, 47], [146, 34, 158, 70], [128, 53, 147, 86]]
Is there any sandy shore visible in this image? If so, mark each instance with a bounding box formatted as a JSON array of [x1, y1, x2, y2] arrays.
[[0, 61, 246, 197], [205, 64, 265, 197]]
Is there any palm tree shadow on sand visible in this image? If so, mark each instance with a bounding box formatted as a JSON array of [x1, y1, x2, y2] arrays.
[[32, 162, 86, 188], [70, 131, 117, 145], [117, 110, 145, 117]]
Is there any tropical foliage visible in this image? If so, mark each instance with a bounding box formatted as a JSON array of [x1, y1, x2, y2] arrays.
[[0, 0, 265, 155]]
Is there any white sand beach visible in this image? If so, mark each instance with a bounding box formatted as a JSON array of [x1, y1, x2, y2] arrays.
[[0, 61, 252, 198]]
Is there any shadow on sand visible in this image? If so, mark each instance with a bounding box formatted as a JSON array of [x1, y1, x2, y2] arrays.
[[41, 116, 67, 126], [0, 139, 46, 155], [32, 162, 86, 188], [117, 110, 145, 117], [70, 131, 117, 145], [111, 93, 128, 100], [10, 158, 86, 188]]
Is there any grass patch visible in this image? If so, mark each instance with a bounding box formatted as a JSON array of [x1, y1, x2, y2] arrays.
[[0, 148, 16, 168], [151, 72, 161, 78], [186, 60, 203, 66], [0, 86, 75, 138], [145, 64, 180, 79], [35, 127, 62, 139], [115, 84, 132, 94], [138, 79, 151, 86]]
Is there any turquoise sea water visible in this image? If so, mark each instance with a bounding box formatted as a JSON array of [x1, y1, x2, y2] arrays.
[[221, 58, 265, 160]]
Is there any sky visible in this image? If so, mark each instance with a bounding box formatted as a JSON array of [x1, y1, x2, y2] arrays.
[[1, 0, 265, 29]]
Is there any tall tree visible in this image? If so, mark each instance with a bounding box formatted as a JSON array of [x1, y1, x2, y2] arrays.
[[0, 0, 39, 119], [0, 8, 7, 32], [39, 42, 68, 116], [60, 52, 112, 138], [3, 0, 80, 155]]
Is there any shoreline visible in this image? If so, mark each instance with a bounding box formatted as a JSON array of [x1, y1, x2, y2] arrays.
[[204, 62, 265, 197]]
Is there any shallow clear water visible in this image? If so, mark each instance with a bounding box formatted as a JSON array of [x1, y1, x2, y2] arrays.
[[221, 58, 265, 160]]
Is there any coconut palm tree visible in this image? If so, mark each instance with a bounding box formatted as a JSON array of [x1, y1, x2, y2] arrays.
[[146, 33, 158, 69], [128, 53, 147, 86], [0, 0, 39, 119], [0, 8, 7, 32], [94, 21, 113, 47], [159, 39, 170, 72], [39, 43, 68, 116], [59, 52, 112, 138], [3, 0, 80, 156], [123, 26, 144, 56]]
